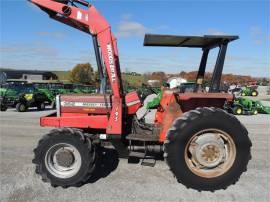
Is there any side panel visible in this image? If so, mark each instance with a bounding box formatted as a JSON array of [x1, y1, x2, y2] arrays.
[[40, 113, 108, 129]]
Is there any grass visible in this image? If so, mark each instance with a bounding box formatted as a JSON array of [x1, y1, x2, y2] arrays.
[[52, 71, 71, 81], [122, 74, 145, 87], [52, 71, 145, 87]]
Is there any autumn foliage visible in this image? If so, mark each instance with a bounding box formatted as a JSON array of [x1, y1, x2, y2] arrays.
[[143, 71, 255, 85], [69, 62, 257, 86], [178, 71, 254, 84], [70, 63, 94, 84]]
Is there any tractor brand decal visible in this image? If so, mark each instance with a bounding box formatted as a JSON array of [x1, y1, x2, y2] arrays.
[[114, 106, 119, 122], [106, 44, 116, 83], [61, 101, 111, 108]]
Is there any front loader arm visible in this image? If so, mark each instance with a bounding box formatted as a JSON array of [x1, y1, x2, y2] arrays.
[[30, 0, 123, 134]]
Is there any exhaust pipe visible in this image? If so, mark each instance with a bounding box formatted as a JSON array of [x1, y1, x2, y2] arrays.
[[129, 145, 163, 153]]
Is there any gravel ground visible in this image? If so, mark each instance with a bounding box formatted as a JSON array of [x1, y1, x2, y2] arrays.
[[1, 98, 270, 202]]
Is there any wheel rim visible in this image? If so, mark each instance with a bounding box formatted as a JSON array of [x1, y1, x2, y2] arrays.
[[236, 108, 242, 114], [184, 129, 236, 178], [252, 92, 256, 96], [20, 104, 25, 111], [45, 143, 82, 179]]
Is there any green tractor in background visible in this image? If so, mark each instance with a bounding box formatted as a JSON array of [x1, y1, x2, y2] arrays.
[[137, 83, 161, 101], [229, 97, 258, 115], [224, 97, 258, 115], [72, 84, 96, 94], [240, 86, 258, 96], [254, 100, 270, 114], [224, 97, 270, 115], [122, 80, 161, 99], [41, 83, 72, 97], [35, 83, 78, 107], [0, 84, 9, 111], [34, 83, 57, 109], [35, 83, 97, 108], [0, 84, 50, 112]]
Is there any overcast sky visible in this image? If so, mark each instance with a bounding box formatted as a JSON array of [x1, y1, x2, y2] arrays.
[[1, 0, 269, 77]]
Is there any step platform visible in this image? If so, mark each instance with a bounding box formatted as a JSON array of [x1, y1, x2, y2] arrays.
[[127, 133, 159, 167], [126, 133, 159, 142], [128, 151, 156, 167]]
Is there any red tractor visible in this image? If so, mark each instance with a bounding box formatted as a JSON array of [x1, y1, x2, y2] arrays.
[[30, 0, 251, 191]]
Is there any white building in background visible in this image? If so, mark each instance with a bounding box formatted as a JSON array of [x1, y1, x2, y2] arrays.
[[0, 69, 58, 81], [167, 77, 187, 89]]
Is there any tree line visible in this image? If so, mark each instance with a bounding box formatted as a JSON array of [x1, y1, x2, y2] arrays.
[[69, 63, 269, 86]]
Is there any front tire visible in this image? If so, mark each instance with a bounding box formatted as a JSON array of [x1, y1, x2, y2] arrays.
[[164, 107, 251, 191], [16, 103, 27, 112], [251, 90, 258, 97], [0, 105, 7, 111], [253, 109, 258, 115], [232, 105, 243, 115], [33, 128, 96, 188]]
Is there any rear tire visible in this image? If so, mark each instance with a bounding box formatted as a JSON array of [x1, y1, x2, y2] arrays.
[[164, 107, 251, 191], [16, 103, 27, 112], [33, 128, 96, 188]]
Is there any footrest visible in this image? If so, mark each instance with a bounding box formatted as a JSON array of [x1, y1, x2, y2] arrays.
[[128, 151, 145, 164], [141, 160, 156, 167], [129, 151, 145, 158], [126, 134, 159, 142]]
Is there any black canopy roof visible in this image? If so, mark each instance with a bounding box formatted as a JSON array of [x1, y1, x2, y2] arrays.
[[144, 34, 239, 49]]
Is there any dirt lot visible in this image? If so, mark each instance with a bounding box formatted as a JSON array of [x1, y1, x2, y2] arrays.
[[1, 100, 270, 202]]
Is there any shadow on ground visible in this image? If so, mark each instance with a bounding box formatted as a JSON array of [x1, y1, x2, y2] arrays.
[[85, 141, 164, 184], [87, 147, 120, 183]]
